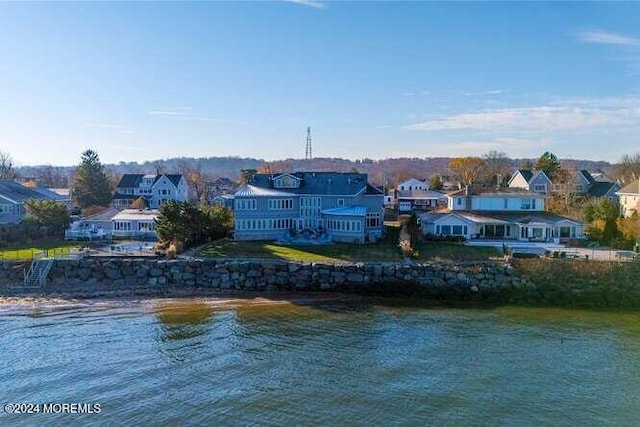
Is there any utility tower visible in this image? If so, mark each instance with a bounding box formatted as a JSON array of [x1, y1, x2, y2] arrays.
[[305, 126, 312, 161]]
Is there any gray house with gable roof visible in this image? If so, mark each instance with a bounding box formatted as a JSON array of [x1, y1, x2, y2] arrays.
[[112, 174, 188, 210], [233, 172, 384, 243], [0, 180, 56, 224]]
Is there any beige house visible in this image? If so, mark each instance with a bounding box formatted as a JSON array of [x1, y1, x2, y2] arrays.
[[616, 179, 640, 218]]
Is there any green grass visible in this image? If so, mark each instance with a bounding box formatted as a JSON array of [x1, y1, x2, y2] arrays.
[[413, 241, 500, 261], [197, 239, 403, 262], [197, 238, 498, 263], [0, 241, 82, 261]]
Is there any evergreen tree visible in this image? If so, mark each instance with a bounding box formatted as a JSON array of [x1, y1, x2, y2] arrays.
[[72, 150, 113, 208], [23, 199, 71, 237], [535, 152, 561, 174]]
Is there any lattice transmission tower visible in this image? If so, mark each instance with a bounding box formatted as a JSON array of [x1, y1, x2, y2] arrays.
[[305, 126, 312, 161]]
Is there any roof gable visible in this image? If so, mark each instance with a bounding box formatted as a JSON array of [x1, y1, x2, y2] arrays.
[[617, 180, 640, 195], [0, 180, 51, 203], [117, 174, 145, 188]]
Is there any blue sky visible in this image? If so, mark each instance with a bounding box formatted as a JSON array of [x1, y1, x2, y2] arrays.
[[1, 1, 639, 166]]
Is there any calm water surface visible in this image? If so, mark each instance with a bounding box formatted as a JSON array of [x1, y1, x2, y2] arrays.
[[2, 296, 640, 425]]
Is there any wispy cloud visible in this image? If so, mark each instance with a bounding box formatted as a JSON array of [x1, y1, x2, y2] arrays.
[[578, 30, 640, 47], [402, 90, 431, 97], [283, 0, 326, 9], [406, 97, 640, 133]]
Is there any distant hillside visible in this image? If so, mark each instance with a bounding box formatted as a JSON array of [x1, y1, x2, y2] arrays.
[[17, 156, 615, 188]]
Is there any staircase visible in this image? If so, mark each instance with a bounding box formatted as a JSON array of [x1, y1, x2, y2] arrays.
[[23, 257, 55, 288]]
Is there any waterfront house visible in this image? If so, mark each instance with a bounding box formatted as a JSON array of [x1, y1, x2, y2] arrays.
[[0, 180, 58, 224], [616, 179, 640, 218], [65, 207, 119, 241], [112, 174, 188, 210], [419, 188, 584, 242], [111, 209, 159, 239], [509, 169, 619, 201], [233, 172, 384, 243], [386, 178, 446, 213], [508, 170, 553, 195]]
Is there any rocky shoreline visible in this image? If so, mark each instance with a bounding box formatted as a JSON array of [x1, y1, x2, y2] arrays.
[[1, 257, 639, 309]]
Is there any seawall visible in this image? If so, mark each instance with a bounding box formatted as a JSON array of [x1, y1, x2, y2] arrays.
[[2, 258, 640, 308]]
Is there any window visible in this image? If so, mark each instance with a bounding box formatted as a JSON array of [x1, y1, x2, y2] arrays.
[[521, 199, 532, 209], [337, 199, 344, 207], [534, 184, 546, 192], [0, 204, 12, 213], [441, 225, 451, 235], [452, 225, 463, 235], [138, 222, 155, 232], [366, 212, 381, 228], [457, 198, 462, 206], [236, 199, 257, 210], [269, 198, 294, 210], [114, 221, 132, 231]]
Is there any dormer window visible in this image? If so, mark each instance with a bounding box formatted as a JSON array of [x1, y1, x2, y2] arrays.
[[273, 174, 301, 189]]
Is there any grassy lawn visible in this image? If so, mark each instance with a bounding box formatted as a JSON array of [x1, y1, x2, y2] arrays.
[[197, 239, 403, 262], [197, 238, 499, 263], [0, 240, 81, 261], [414, 241, 500, 261]]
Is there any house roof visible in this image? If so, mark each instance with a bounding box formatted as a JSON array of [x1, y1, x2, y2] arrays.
[[516, 169, 534, 182], [234, 185, 296, 197], [82, 207, 120, 222], [419, 209, 582, 226], [397, 189, 446, 200], [578, 170, 597, 185], [247, 172, 370, 196], [365, 184, 384, 195], [111, 209, 160, 221], [31, 187, 71, 201], [0, 180, 51, 204], [617, 180, 640, 195], [213, 178, 235, 187], [117, 173, 183, 189], [117, 174, 144, 188], [588, 181, 618, 198], [160, 174, 183, 187]]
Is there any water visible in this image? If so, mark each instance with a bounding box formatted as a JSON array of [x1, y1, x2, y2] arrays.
[[2, 296, 640, 425]]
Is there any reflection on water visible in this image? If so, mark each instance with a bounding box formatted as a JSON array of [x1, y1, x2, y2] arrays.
[[155, 300, 214, 341], [2, 297, 640, 425]]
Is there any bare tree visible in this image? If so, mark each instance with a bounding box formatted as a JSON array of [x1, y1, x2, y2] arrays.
[[34, 165, 69, 187], [0, 151, 17, 180], [481, 150, 512, 186], [448, 157, 485, 187], [615, 153, 640, 184], [176, 159, 210, 203]]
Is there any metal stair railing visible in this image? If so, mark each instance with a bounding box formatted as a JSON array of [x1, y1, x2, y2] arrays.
[[23, 252, 54, 288]]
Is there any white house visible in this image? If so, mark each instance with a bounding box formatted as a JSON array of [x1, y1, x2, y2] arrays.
[[397, 178, 428, 192], [113, 174, 188, 209], [111, 209, 160, 239], [419, 189, 584, 242], [616, 179, 640, 218], [509, 169, 619, 201], [508, 170, 553, 195]]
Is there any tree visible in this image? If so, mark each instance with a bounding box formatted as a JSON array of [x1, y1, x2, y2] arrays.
[[481, 150, 511, 187], [429, 174, 444, 191], [535, 152, 560, 174], [615, 153, 640, 184], [407, 212, 420, 247], [72, 150, 113, 209], [521, 159, 534, 170], [0, 151, 17, 180], [177, 159, 209, 203], [23, 199, 70, 237], [34, 165, 68, 188], [155, 201, 233, 247], [240, 169, 258, 184], [448, 157, 485, 187]]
